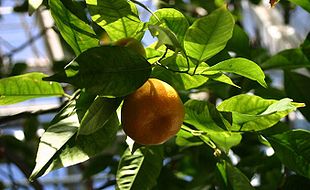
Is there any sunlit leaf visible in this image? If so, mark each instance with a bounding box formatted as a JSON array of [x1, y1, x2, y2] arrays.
[[184, 6, 234, 63], [201, 70, 240, 88], [0, 72, 64, 105], [149, 25, 182, 50], [217, 94, 304, 131], [205, 58, 267, 88], [184, 100, 242, 152], [149, 8, 189, 43], [86, 0, 145, 41], [50, 0, 98, 56], [30, 100, 79, 180], [116, 146, 163, 190], [30, 100, 119, 180]]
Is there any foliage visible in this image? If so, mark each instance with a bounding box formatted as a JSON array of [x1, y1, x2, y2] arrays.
[[0, 0, 310, 189]]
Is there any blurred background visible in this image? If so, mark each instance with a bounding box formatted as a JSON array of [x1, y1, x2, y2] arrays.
[[0, 0, 309, 189]]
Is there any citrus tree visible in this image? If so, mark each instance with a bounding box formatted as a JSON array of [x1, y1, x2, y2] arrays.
[[0, 0, 310, 189]]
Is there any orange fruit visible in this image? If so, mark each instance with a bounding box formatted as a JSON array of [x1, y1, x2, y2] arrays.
[[121, 78, 185, 145], [114, 37, 146, 57]]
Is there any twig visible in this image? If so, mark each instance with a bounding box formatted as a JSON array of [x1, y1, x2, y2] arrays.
[[2, 28, 49, 58], [94, 179, 116, 190], [154, 47, 189, 74]]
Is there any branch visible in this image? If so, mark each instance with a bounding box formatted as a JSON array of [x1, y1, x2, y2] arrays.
[[2, 28, 49, 58], [0, 101, 67, 126], [4, 149, 43, 190]]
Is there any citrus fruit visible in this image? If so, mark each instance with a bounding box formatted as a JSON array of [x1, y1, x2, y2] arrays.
[[114, 37, 146, 57], [121, 78, 185, 145]]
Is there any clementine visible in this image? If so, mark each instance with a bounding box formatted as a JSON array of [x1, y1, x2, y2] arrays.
[[121, 78, 185, 145]]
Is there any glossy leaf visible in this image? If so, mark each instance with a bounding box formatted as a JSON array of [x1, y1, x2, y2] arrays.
[[116, 146, 163, 190], [30, 100, 119, 180], [43, 114, 119, 177], [45, 46, 152, 97], [0, 72, 64, 105], [184, 100, 242, 152], [149, 8, 189, 43], [149, 25, 182, 50], [86, 0, 145, 41], [205, 58, 267, 88], [261, 48, 310, 70], [217, 160, 255, 190], [50, 0, 98, 55], [30, 100, 80, 180], [266, 130, 310, 179], [78, 97, 121, 135], [217, 94, 304, 131], [201, 70, 240, 88], [28, 0, 43, 15], [184, 6, 234, 63]]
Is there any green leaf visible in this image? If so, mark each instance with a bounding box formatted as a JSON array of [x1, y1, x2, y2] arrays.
[[184, 100, 242, 152], [184, 6, 234, 63], [217, 160, 255, 190], [201, 70, 240, 88], [116, 146, 163, 190], [151, 54, 208, 90], [59, 0, 89, 23], [0, 72, 64, 105], [30, 100, 79, 180], [149, 8, 189, 43], [28, 0, 43, 15], [86, 0, 145, 41], [149, 25, 183, 50], [50, 0, 99, 55], [78, 97, 121, 135], [284, 71, 310, 121], [30, 100, 119, 180], [205, 58, 267, 88], [289, 0, 310, 13], [217, 94, 304, 131], [45, 46, 151, 97], [46, 114, 119, 176], [261, 48, 310, 70], [226, 25, 250, 57], [266, 130, 310, 179]]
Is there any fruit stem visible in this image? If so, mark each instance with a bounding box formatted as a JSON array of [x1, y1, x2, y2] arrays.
[[155, 47, 190, 74]]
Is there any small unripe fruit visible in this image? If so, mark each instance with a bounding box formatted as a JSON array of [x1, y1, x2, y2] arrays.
[[121, 78, 184, 145], [114, 37, 146, 57]]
